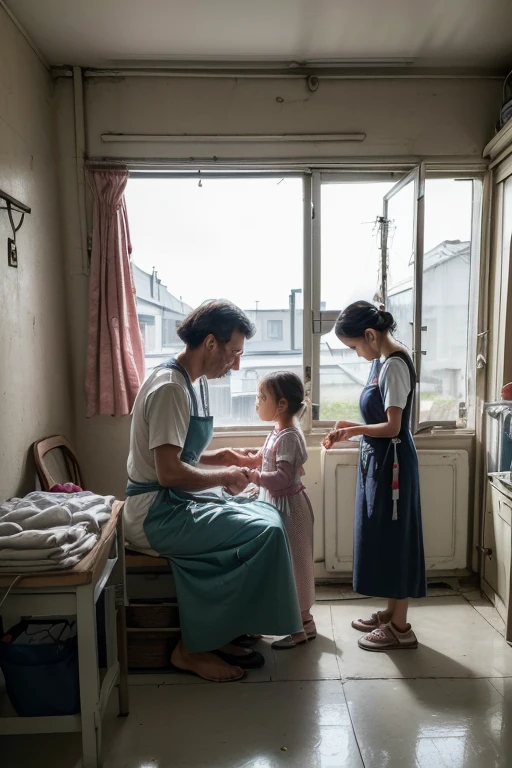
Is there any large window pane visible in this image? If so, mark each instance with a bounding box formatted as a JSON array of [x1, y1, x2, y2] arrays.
[[319, 181, 393, 419], [320, 333, 371, 422], [126, 176, 303, 426], [385, 180, 415, 353], [419, 179, 474, 424]]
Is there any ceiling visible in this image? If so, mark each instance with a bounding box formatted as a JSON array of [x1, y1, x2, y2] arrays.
[[4, 0, 512, 72]]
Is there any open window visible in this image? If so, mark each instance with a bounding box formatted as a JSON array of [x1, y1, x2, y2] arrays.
[[311, 165, 481, 433], [382, 164, 425, 431]]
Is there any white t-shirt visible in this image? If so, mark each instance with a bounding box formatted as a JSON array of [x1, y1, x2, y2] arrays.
[[124, 366, 202, 553], [379, 356, 412, 411]]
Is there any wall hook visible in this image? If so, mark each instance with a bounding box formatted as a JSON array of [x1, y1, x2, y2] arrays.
[[0, 188, 31, 268]]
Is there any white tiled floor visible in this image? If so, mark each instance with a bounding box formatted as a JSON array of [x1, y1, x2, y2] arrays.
[[2, 592, 512, 768]]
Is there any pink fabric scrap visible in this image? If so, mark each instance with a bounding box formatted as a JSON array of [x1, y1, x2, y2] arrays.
[[49, 483, 83, 494]]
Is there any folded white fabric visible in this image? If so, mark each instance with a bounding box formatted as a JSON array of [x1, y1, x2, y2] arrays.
[[0, 492, 114, 572], [0, 522, 23, 536]]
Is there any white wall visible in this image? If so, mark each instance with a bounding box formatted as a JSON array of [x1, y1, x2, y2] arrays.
[[54, 72, 500, 502], [0, 10, 73, 499], [84, 75, 501, 160]]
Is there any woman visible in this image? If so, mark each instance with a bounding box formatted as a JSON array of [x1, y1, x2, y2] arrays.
[[324, 301, 426, 651]]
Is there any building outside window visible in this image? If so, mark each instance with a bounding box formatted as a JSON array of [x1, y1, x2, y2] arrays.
[[267, 319, 283, 341], [138, 314, 156, 352]]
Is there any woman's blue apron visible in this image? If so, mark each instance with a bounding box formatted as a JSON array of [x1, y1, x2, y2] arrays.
[[353, 351, 426, 599], [126, 359, 302, 653]]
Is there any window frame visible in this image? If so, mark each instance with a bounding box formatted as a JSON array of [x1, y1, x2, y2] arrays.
[[128, 164, 486, 435]]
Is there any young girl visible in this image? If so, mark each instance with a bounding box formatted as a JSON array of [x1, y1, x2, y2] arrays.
[[324, 301, 426, 651], [247, 371, 316, 649]]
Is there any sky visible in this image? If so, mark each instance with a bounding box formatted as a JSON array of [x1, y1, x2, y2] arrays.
[[125, 175, 474, 315]]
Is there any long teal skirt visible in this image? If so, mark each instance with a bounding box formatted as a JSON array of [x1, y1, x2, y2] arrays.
[[143, 489, 303, 653]]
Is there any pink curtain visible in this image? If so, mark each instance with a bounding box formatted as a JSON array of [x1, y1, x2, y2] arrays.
[[85, 169, 145, 417]]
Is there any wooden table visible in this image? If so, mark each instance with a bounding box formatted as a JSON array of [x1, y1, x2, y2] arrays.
[[0, 500, 129, 768]]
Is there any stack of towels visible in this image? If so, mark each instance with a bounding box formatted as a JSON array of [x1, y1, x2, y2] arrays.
[[0, 492, 114, 573]]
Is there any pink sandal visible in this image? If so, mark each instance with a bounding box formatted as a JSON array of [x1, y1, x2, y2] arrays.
[[272, 620, 317, 650], [351, 611, 386, 632], [358, 622, 418, 652]]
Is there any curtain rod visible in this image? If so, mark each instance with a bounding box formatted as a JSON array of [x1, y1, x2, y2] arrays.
[[85, 157, 488, 172]]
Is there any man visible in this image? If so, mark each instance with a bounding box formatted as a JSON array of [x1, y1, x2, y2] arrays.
[[124, 300, 302, 682]]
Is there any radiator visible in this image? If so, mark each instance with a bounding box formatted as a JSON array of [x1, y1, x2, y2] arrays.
[[323, 448, 469, 573]]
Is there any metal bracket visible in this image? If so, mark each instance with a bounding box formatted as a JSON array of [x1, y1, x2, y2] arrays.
[[476, 545, 492, 558], [0, 189, 31, 268]]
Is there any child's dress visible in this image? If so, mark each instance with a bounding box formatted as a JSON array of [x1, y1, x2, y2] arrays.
[[258, 426, 315, 621]]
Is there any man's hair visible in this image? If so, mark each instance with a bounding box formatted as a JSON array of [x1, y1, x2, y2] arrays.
[[177, 300, 256, 349]]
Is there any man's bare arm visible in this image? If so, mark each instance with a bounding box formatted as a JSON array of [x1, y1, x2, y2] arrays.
[[154, 444, 249, 493]]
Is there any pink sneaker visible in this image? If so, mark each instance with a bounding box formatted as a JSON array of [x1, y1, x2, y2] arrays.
[[358, 622, 418, 652], [351, 611, 385, 632]]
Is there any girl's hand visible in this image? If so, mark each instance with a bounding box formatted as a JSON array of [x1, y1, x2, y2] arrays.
[[335, 420, 359, 430], [242, 451, 262, 469], [226, 449, 261, 469]]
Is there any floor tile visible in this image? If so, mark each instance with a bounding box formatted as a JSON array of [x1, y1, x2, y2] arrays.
[[345, 678, 512, 768], [1, 681, 363, 768], [488, 677, 512, 699], [100, 681, 363, 768], [468, 598, 507, 638], [331, 596, 512, 679]]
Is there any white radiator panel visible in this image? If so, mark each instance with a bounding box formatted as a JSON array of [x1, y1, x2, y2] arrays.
[[323, 448, 469, 573]]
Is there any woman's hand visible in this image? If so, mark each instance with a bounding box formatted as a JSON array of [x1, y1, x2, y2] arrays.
[[323, 429, 342, 449], [323, 426, 359, 449]]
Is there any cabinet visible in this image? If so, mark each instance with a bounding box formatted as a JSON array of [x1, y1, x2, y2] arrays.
[[482, 477, 512, 642]]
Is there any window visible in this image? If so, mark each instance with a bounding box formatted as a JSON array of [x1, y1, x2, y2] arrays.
[[127, 168, 481, 431], [315, 169, 481, 430], [319, 180, 395, 421], [162, 317, 180, 347], [138, 314, 156, 352], [267, 319, 283, 341], [126, 175, 303, 426], [418, 179, 474, 425]]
